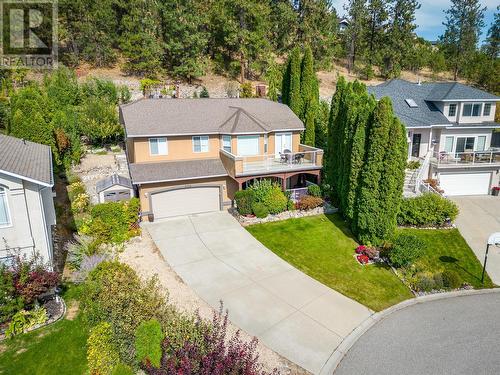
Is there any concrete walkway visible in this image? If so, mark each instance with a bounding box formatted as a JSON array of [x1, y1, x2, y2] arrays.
[[451, 196, 500, 285], [144, 212, 372, 374]]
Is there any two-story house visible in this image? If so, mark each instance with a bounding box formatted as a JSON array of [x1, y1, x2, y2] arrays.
[[0, 134, 56, 266], [120, 98, 323, 220], [369, 79, 500, 196]]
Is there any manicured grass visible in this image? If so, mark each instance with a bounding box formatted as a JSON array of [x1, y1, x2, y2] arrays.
[[247, 214, 414, 311], [397, 228, 495, 288], [0, 285, 88, 375]]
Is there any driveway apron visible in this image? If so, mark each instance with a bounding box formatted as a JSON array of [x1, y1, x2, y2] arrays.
[[451, 196, 500, 285], [144, 212, 372, 374]]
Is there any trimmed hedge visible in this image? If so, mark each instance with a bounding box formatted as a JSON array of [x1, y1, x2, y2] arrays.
[[388, 233, 426, 267], [397, 193, 459, 227], [135, 319, 164, 368]]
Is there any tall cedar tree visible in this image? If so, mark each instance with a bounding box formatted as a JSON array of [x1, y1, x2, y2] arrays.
[[355, 97, 401, 244], [160, 0, 208, 82], [440, 0, 486, 80], [119, 0, 164, 77], [288, 47, 302, 116], [300, 46, 317, 145]]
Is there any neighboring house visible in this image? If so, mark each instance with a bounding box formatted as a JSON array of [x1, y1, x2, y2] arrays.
[[120, 98, 323, 220], [0, 134, 56, 266], [96, 174, 134, 203], [368, 79, 500, 196], [339, 18, 349, 32]]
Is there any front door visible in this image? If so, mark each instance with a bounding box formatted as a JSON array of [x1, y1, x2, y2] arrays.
[[275, 133, 292, 158], [411, 133, 421, 157]]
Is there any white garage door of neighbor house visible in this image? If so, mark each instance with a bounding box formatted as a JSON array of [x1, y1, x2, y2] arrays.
[[439, 173, 491, 196], [151, 186, 221, 219]]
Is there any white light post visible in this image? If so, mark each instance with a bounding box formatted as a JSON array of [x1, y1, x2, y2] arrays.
[[482, 232, 500, 284]]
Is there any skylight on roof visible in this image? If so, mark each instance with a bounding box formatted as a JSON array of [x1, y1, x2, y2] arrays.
[[405, 99, 418, 108]]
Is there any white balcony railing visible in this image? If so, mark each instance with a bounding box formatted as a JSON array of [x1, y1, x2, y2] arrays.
[[241, 150, 319, 174], [431, 150, 500, 166]]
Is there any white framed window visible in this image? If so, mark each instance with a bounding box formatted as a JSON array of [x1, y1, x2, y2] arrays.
[[477, 136, 487, 151], [193, 136, 209, 153], [149, 138, 168, 155], [462, 103, 482, 117], [448, 104, 457, 117], [0, 186, 11, 227], [237, 135, 260, 156], [483, 103, 492, 116], [222, 135, 232, 153], [444, 136, 454, 153]]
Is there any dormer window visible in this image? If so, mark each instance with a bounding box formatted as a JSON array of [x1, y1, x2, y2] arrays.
[[462, 103, 482, 117], [448, 104, 457, 117], [483, 103, 491, 116]]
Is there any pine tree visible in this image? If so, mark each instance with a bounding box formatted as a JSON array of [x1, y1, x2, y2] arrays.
[[355, 97, 393, 244], [363, 0, 389, 78], [441, 0, 486, 80], [346, 0, 368, 73], [484, 6, 499, 59], [288, 47, 302, 116]]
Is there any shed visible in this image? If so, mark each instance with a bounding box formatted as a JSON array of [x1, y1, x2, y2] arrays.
[[96, 174, 134, 203]]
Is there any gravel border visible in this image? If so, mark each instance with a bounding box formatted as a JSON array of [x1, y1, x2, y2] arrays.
[[319, 287, 500, 375]]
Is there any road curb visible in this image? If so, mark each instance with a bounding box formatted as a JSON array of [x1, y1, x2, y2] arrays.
[[320, 287, 500, 375]]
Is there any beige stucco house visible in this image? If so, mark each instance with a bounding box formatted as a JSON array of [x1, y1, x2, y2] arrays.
[[369, 80, 500, 196], [120, 98, 323, 220], [0, 135, 56, 266]]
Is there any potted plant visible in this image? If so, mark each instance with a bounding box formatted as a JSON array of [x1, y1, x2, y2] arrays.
[[492, 186, 500, 196]]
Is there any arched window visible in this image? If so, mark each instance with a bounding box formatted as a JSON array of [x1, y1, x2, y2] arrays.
[[0, 186, 11, 227]]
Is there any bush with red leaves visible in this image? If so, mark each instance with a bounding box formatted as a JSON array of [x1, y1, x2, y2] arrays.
[[356, 254, 370, 265], [142, 305, 278, 375]]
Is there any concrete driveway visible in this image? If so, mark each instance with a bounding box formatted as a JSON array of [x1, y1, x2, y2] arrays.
[[335, 292, 500, 375], [144, 212, 372, 374], [451, 196, 500, 285]]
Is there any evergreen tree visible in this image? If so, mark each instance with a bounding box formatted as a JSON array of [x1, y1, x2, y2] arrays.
[[363, 0, 389, 78], [119, 0, 164, 77], [484, 6, 500, 59], [383, 0, 420, 77], [288, 47, 302, 116], [345, 0, 368, 73], [160, 0, 208, 82], [265, 61, 282, 102], [269, 0, 299, 53], [440, 0, 486, 80], [303, 103, 316, 146], [281, 57, 291, 105], [300, 45, 315, 119], [315, 100, 330, 151], [355, 97, 394, 244]]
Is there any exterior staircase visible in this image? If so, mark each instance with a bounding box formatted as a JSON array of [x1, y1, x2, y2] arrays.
[[403, 168, 419, 197]]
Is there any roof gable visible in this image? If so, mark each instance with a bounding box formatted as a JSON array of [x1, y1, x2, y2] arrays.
[[425, 82, 499, 101], [0, 134, 53, 186]]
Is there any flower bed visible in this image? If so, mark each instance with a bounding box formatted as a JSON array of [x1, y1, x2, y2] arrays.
[[230, 202, 337, 226], [353, 245, 381, 266]]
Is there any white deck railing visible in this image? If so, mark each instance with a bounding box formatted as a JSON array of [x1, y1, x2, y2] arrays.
[[431, 150, 500, 166]]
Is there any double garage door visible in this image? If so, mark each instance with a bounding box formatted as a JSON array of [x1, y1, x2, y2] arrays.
[[439, 172, 491, 196], [150, 186, 222, 219]]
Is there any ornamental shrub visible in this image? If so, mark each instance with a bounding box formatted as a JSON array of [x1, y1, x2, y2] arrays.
[[388, 234, 426, 268], [296, 195, 323, 210], [87, 322, 120, 375], [0, 267, 24, 324], [5, 306, 48, 338], [442, 270, 462, 289], [234, 190, 255, 215], [81, 261, 173, 365], [249, 180, 287, 214], [307, 184, 322, 197], [251, 202, 269, 218], [398, 193, 459, 226], [415, 275, 435, 292], [135, 319, 164, 368], [111, 363, 134, 375]]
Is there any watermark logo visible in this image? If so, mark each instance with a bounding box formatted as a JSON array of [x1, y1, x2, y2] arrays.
[[0, 0, 58, 69]]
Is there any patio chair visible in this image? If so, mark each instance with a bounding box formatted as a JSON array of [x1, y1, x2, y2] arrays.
[[293, 153, 305, 164], [280, 149, 292, 164]]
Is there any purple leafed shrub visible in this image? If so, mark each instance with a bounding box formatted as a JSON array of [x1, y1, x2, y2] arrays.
[[142, 305, 279, 375]]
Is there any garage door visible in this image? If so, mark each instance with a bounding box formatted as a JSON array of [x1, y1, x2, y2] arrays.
[[151, 186, 221, 219], [439, 172, 491, 196]]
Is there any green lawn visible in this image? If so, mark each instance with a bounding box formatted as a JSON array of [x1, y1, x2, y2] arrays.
[[247, 214, 414, 311], [0, 285, 88, 375], [397, 228, 494, 289]]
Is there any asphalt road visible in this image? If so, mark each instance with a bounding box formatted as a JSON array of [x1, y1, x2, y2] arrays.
[[335, 293, 500, 375]]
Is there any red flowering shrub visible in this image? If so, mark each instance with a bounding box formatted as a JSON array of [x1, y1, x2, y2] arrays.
[[356, 254, 370, 264], [142, 305, 278, 375], [355, 245, 366, 254]]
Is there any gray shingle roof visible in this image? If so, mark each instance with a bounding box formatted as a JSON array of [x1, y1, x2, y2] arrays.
[[367, 79, 499, 128], [129, 159, 227, 184], [425, 82, 499, 101], [0, 134, 53, 186], [120, 98, 304, 137], [96, 174, 132, 193]]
